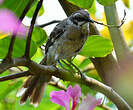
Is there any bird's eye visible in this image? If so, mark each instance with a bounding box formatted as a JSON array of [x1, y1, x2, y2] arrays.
[[73, 14, 85, 21], [74, 16, 84, 21]]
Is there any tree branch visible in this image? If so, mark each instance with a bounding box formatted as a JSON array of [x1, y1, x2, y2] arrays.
[[93, 10, 126, 28], [0, 0, 131, 109], [49, 80, 67, 91], [58, 0, 81, 17], [0, 58, 132, 109], [0, 71, 30, 82], [4, 0, 35, 61], [24, 0, 43, 58], [104, 4, 130, 62], [49, 79, 113, 110], [4, 35, 16, 61], [99, 104, 113, 110], [58, 0, 120, 87], [26, 60, 132, 110], [36, 20, 61, 28], [0, 57, 27, 73], [57, 0, 132, 109], [19, 0, 35, 20], [82, 75, 132, 110]]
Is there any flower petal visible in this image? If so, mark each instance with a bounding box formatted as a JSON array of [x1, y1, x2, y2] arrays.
[[78, 94, 102, 110], [0, 0, 3, 4], [0, 9, 27, 37], [67, 85, 81, 110], [50, 90, 71, 110], [67, 85, 81, 103]]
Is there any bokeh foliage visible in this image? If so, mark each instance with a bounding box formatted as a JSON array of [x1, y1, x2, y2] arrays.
[[0, 0, 132, 110]]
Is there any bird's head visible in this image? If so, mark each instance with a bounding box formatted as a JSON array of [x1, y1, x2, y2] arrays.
[[70, 10, 94, 26]]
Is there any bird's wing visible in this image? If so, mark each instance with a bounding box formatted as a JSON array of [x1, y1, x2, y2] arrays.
[[45, 19, 67, 54]]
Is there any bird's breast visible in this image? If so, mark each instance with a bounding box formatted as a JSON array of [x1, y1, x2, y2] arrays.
[[46, 23, 89, 64]]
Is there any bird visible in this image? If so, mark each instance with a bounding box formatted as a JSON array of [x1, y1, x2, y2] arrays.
[[17, 9, 94, 107]]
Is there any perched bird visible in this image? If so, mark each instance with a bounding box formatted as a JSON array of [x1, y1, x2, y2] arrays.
[[17, 9, 94, 107]]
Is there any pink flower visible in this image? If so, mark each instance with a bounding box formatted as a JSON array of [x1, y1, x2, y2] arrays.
[[0, 9, 27, 37], [50, 90, 71, 110], [67, 85, 81, 110], [78, 94, 102, 110], [50, 85, 102, 110], [0, 0, 3, 4]]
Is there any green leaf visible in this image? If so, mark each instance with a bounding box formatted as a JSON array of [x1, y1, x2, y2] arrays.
[[31, 48, 44, 63], [0, 37, 37, 59], [88, 0, 96, 15], [80, 35, 113, 57], [121, 0, 129, 8], [97, 0, 118, 6], [78, 58, 91, 69], [26, 0, 44, 18], [0, 71, 22, 101], [95, 107, 105, 110], [0, 80, 22, 101], [32, 27, 48, 46], [0, 0, 30, 17], [67, 0, 94, 9], [86, 69, 102, 81]]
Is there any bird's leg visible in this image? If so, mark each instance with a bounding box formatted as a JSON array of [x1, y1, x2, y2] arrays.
[[67, 60, 84, 78], [71, 56, 76, 61], [57, 60, 65, 69], [61, 60, 75, 74], [57, 60, 74, 74], [67, 60, 84, 86]]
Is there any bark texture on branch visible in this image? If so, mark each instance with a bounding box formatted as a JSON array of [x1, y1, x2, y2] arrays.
[[0, 0, 132, 109]]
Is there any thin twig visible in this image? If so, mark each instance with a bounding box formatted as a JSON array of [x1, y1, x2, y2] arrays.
[[4, 36, 16, 61], [24, 0, 44, 58], [36, 20, 61, 28], [35, 10, 126, 29], [16, 66, 24, 72], [61, 60, 75, 73], [49, 81, 67, 91], [19, 0, 35, 20], [3, 0, 35, 61], [99, 104, 113, 110], [82, 67, 95, 73], [28, 60, 132, 110], [69, 61, 82, 75], [118, 9, 126, 28], [93, 10, 126, 28], [0, 71, 30, 82], [0, 57, 27, 74], [104, 5, 129, 64], [49, 79, 112, 110], [0, 58, 132, 110]]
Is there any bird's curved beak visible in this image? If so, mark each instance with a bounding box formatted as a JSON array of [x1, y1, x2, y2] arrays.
[[88, 18, 94, 23]]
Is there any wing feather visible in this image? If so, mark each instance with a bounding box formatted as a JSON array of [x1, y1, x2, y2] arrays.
[[45, 19, 67, 54]]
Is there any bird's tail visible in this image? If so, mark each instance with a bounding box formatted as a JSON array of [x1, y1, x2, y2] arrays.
[[17, 57, 51, 107], [17, 74, 51, 107]]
